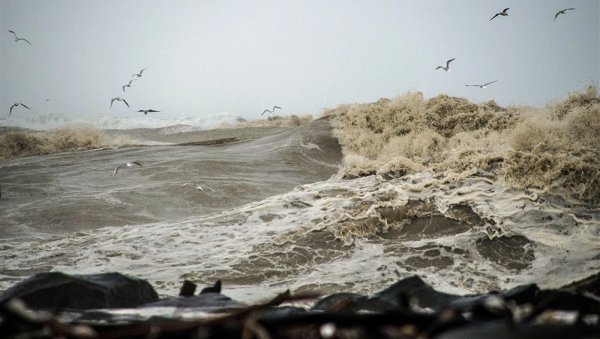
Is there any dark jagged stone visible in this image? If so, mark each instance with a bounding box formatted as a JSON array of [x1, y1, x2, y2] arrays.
[[371, 275, 461, 311], [200, 280, 222, 294], [560, 272, 600, 295], [311, 292, 394, 313], [437, 322, 600, 339], [179, 280, 197, 297], [144, 293, 245, 310], [533, 289, 600, 315], [0, 272, 158, 310], [501, 283, 540, 303]]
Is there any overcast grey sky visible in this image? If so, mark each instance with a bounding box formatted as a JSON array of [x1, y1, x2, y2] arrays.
[[1, 0, 598, 123]]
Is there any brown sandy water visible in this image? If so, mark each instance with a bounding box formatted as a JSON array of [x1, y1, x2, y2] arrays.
[[0, 91, 598, 303]]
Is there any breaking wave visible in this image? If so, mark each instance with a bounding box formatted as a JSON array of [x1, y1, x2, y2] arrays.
[[324, 86, 600, 203], [0, 126, 137, 160]]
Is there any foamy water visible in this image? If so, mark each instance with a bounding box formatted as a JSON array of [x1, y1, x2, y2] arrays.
[[0, 111, 242, 131], [1, 90, 599, 304]]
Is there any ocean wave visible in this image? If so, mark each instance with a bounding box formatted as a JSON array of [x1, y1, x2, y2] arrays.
[[325, 86, 600, 203], [0, 111, 242, 131], [0, 126, 137, 159]]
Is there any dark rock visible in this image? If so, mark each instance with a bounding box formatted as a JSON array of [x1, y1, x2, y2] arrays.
[[311, 292, 393, 313], [0, 272, 158, 310], [438, 322, 600, 339], [144, 293, 245, 310], [533, 289, 600, 315], [371, 275, 461, 311], [560, 272, 600, 295], [200, 280, 222, 294], [179, 280, 197, 297]]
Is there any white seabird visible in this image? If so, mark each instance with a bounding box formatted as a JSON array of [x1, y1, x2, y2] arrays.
[[9, 103, 31, 116], [138, 109, 160, 115], [435, 58, 455, 72], [110, 97, 130, 108], [465, 80, 498, 89], [262, 105, 282, 116], [490, 8, 509, 21], [132, 68, 149, 78], [8, 30, 32, 46], [555, 8, 576, 20], [182, 183, 215, 192], [122, 79, 138, 92], [113, 161, 143, 176]]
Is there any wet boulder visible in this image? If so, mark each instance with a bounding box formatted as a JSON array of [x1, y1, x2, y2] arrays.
[[0, 272, 158, 310]]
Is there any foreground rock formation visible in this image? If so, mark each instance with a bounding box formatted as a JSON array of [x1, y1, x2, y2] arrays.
[[1, 272, 599, 338]]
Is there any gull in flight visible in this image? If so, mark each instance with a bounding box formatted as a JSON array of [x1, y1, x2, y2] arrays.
[[138, 109, 160, 115], [9, 103, 31, 116], [490, 8, 509, 21], [122, 79, 138, 92], [132, 68, 149, 78], [555, 8, 576, 20], [465, 80, 498, 89], [113, 161, 143, 176], [435, 58, 455, 72], [8, 30, 32, 46], [182, 183, 215, 192], [261, 105, 282, 115], [110, 97, 130, 108]]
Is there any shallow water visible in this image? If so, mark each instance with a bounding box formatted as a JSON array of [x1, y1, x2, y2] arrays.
[[0, 118, 599, 303]]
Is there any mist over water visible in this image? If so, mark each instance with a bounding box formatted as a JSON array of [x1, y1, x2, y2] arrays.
[[0, 89, 599, 303]]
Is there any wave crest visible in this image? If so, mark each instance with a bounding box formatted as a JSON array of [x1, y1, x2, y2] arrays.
[[0, 126, 135, 159], [326, 86, 600, 203]]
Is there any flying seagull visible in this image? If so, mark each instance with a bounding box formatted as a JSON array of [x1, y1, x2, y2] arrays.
[[138, 109, 160, 115], [110, 97, 130, 108], [435, 58, 455, 71], [182, 183, 215, 192], [8, 30, 32, 46], [490, 8, 509, 21], [113, 161, 143, 176], [132, 68, 149, 78], [9, 103, 31, 116], [555, 8, 576, 20], [465, 80, 498, 89], [122, 79, 138, 92], [262, 105, 282, 115]]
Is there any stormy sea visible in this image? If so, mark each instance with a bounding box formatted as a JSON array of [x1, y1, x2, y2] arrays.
[[0, 88, 599, 304]]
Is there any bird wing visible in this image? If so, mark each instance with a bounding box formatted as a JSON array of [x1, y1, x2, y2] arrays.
[[8, 30, 17, 38], [20, 103, 31, 110], [122, 99, 130, 108], [122, 85, 127, 92], [483, 80, 498, 86], [446, 58, 455, 68], [465, 84, 479, 87], [261, 109, 271, 115], [131, 161, 143, 167], [273, 106, 282, 110], [435, 66, 444, 70], [9, 104, 17, 116], [20, 38, 32, 46], [503, 8, 509, 13], [110, 98, 116, 108], [148, 109, 159, 112], [113, 164, 121, 176], [490, 13, 500, 21]]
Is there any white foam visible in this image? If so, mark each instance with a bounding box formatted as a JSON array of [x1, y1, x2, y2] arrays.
[[0, 111, 241, 131]]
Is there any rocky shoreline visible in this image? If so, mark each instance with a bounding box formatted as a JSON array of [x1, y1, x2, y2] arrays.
[[1, 272, 598, 338]]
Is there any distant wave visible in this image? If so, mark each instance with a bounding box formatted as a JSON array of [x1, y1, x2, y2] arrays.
[[0, 127, 137, 159], [325, 86, 600, 203], [0, 111, 242, 131]]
